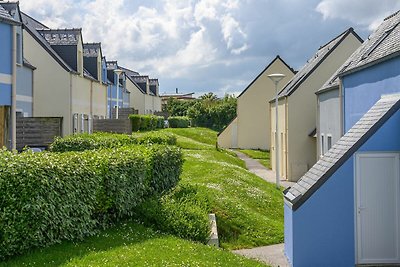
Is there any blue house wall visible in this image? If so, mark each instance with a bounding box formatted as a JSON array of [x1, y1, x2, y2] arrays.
[[343, 56, 400, 132], [0, 23, 13, 106], [285, 109, 400, 267]]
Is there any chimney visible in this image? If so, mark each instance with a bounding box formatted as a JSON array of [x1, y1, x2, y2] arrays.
[[176, 88, 178, 94]]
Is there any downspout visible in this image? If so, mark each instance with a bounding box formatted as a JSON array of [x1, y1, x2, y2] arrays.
[[89, 81, 93, 133], [11, 25, 17, 150], [69, 73, 73, 136]]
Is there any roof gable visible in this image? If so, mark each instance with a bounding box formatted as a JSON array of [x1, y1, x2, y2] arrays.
[[278, 28, 362, 98], [339, 10, 400, 76], [284, 94, 400, 210], [238, 55, 295, 98], [0, 3, 19, 25]]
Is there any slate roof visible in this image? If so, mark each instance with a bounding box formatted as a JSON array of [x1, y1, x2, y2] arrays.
[[21, 12, 76, 73], [339, 10, 400, 76], [0, 3, 19, 25], [237, 55, 295, 98], [277, 28, 362, 98], [37, 28, 81, 46], [83, 43, 102, 57], [119, 66, 139, 76], [284, 93, 400, 210]]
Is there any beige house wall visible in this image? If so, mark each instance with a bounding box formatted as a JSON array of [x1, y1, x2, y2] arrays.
[[271, 33, 362, 182], [23, 29, 72, 136], [127, 80, 145, 114], [218, 57, 294, 149], [91, 81, 107, 117], [153, 95, 162, 112], [217, 117, 238, 148]]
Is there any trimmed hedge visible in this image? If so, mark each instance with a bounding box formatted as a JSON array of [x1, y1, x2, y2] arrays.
[[50, 132, 176, 152], [129, 114, 164, 131], [168, 116, 190, 128], [0, 145, 183, 259], [134, 184, 211, 242]]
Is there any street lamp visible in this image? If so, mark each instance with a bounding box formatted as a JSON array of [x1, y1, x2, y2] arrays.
[[268, 73, 286, 189], [114, 69, 124, 119]]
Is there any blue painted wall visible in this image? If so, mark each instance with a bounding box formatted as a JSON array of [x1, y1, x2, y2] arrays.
[[0, 83, 12, 105], [16, 65, 33, 116], [284, 203, 293, 265], [285, 108, 400, 267], [0, 23, 12, 75], [343, 56, 400, 132]]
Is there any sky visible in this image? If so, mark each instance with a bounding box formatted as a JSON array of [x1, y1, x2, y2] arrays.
[[19, 0, 400, 97]]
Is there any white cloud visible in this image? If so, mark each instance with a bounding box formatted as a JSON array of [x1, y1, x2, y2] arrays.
[[316, 0, 400, 30]]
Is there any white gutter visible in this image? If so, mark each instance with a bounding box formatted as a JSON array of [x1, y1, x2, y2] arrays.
[[11, 25, 17, 150]]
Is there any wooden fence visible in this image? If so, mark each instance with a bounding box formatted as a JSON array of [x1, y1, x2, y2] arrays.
[[16, 117, 63, 151], [111, 108, 138, 119], [93, 119, 132, 134]]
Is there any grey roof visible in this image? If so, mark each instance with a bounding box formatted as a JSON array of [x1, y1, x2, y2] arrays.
[[106, 61, 118, 70], [119, 66, 140, 76], [23, 58, 36, 70], [278, 28, 362, 98], [83, 43, 102, 57], [37, 28, 82, 45], [284, 94, 400, 210], [238, 55, 295, 98], [339, 10, 400, 76], [0, 3, 19, 25], [21, 12, 75, 73]]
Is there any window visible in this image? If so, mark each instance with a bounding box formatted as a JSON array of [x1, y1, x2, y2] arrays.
[[16, 33, 22, 64], [327, 135, 332, 151], [321, 134, 325, 156]]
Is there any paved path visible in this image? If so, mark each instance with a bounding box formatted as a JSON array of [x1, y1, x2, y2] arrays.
[[234, 244, 289, 267], [232, 150, 294, 267], [233, 150, 295, 189]]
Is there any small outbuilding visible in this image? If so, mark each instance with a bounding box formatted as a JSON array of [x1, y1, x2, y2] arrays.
[[284, 94, 400, 266]]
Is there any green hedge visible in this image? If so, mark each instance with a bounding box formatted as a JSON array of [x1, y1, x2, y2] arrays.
[[168, 116, 190, 128], [0, 145, 183, 259], [129, 114, 164, 131], [50, 132, 176, 152], [134, 184, 210, 242]]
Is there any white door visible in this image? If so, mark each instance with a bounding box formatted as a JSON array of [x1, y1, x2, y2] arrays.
[[356, 153, 400, 265]]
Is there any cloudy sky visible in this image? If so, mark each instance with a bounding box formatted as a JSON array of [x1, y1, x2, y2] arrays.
[[19, 0, 400, 97]]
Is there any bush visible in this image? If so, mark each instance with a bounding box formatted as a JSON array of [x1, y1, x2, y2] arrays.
[[134, 184, 211, 242], [129, 115, 164, 132], [0, 145, 183, 259], [130, 115, 141, 131], [168, 116, 190, 128], [50, 132, 176, 152]]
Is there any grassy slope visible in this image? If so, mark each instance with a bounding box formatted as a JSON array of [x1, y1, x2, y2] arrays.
[[239, 149, 271, 169], [164, 128, 283, 249], [1, 222, 265, 267]]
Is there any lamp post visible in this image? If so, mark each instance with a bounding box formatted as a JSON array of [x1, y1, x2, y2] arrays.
[[114, 69, 123, 119], [268, 73, 286, 189]]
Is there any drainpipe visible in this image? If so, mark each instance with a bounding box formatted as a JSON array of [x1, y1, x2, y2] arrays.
[[11, 25, 17, 150]]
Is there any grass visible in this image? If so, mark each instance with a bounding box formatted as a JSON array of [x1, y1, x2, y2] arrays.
[[1, 221, 266, 267], [2, 127, 281, 265], [163, 128, 284, 250], [239, 149, 271, 169]]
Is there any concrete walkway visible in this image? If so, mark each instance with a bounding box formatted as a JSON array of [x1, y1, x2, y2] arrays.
[[232, 150, 294, 267], [234, 244, 289, 267], [233, 150, 295, 189]]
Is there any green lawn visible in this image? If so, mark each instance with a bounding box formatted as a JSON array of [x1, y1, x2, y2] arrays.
[[239, 149, 271, 169], [1, 221, 266, 267], [163, 128, 283, 250]]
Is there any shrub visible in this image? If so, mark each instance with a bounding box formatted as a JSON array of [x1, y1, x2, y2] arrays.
[[168, 116, 190, 128], [0, 145, 183, 259], [129, 115, 164, 131], [50, 132, 176, 152], [134, 184, 210, 242], [130, 115, 141, 131]]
